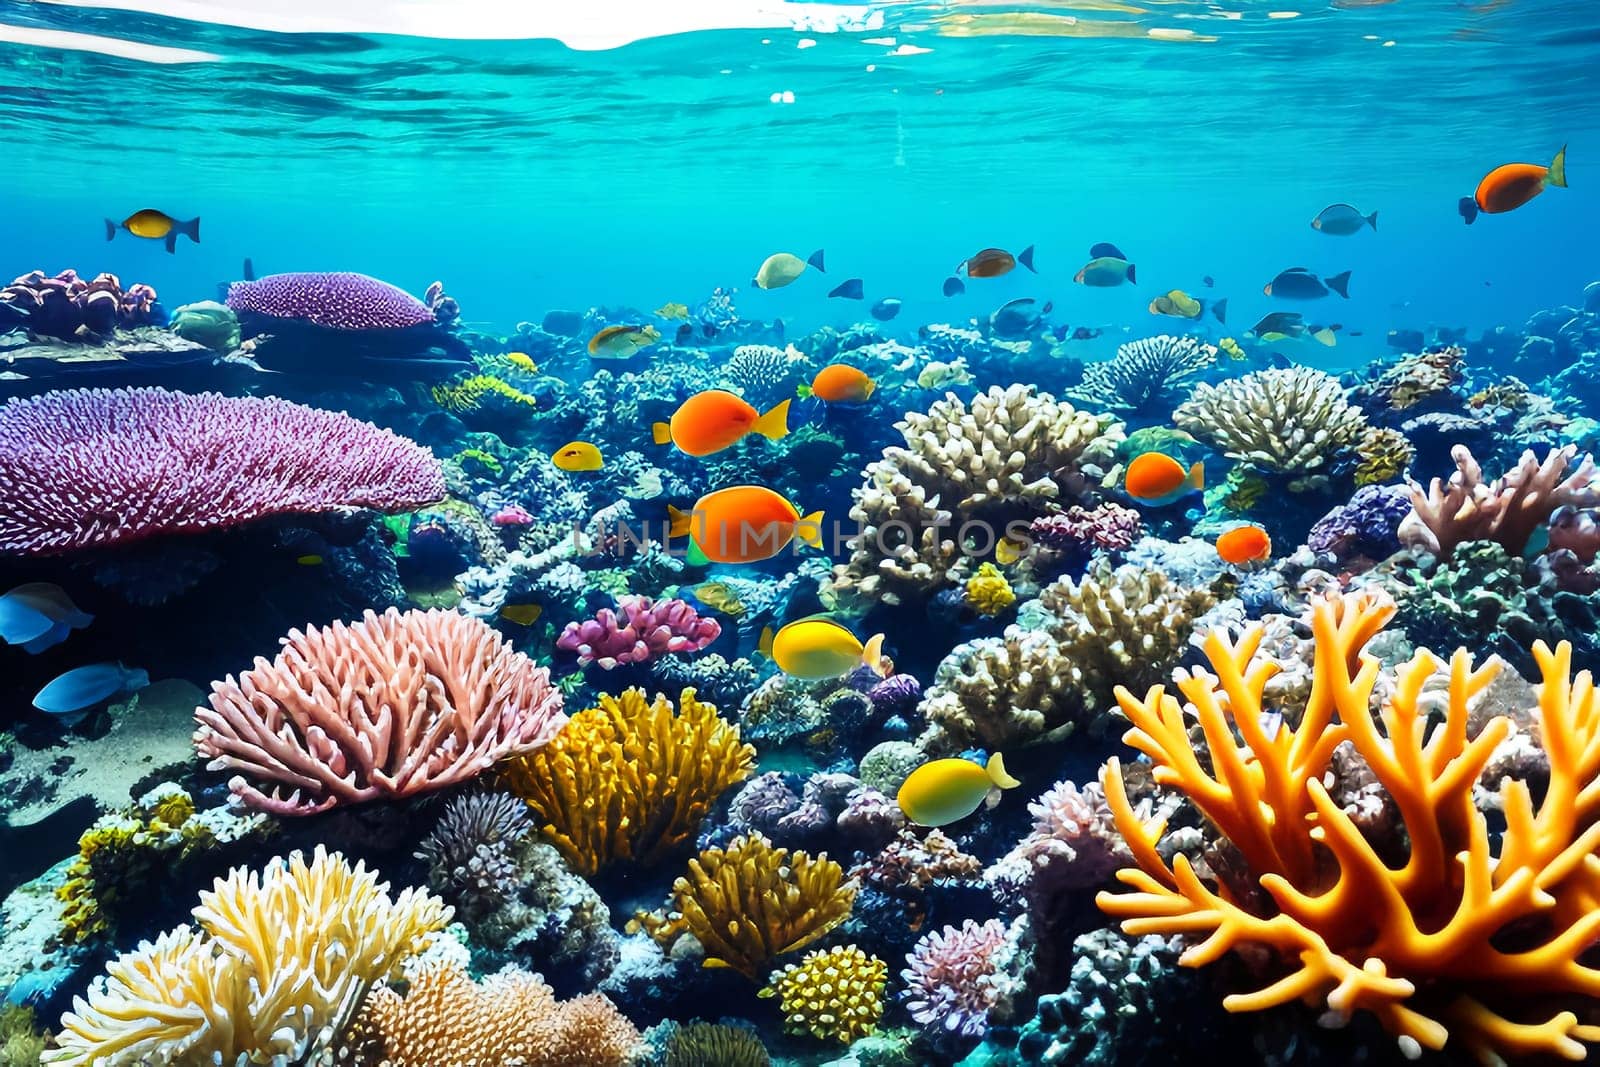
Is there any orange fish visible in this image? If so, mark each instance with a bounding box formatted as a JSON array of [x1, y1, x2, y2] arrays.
[[1216, 524, 1272, 565], [1124, 452, 1204, 506], [804, 364, 876, 403], [1459, 145, 1566, 225], [668, 485, 824, 565], [652, 390, 791, 457]]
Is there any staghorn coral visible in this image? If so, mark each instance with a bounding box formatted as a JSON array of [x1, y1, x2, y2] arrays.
[[502, 687, 754, 876], [965, 561, 1016, 616], [758, 945, 887, 1045], [1097, 590, 1600, 1064], [631, 832, 855, 979], [1174, 366, 1367, 473], [1400, 444, 1600, 558], [352, 962, 639, 1066], [901, 918, 1009, 1039], [826, 384, 1123, 609], [0, 388, 444, 557], [195, 607, 567, 816], [1353, 425, 1414, 486], [1066, 334, 1217, 416], [557, 596, 721, 670], [46, 846, 449, 1067]]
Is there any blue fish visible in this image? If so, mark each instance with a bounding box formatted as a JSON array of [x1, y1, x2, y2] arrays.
[[0, 583, 93, 654], [33, 662, 149, 725]]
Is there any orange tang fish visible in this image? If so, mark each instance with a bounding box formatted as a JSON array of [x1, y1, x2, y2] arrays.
[[1215, 524, 1272, 565], [1459, 145, 1567, 225], [803, 364, 876, 403], [652, 389, 790, 457], [668, 485, 824, 565], [1124, 452, 1204, 506]]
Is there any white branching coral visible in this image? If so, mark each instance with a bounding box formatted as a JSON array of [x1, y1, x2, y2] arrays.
[[1174, 366, 1366, 474], [1067, 335, 1218, 415]]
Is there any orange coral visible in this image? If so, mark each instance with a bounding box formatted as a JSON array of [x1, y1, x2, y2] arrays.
[[1097, 591, 1600, 1064]]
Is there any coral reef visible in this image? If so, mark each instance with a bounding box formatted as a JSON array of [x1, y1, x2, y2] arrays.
[[225, 271, 434, 330], [1174, 366, 1367, 474], [557, 596, 722, 669], [1, 269, 159, 341], [661, 1021, 770, 1066], [1400, 443, 1599, 557], [901, 918, 1008, 1039], [1067, 334, 1217, 417], [759, 945, 887, 1045]]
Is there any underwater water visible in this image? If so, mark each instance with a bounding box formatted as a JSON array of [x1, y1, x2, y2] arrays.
[[2, 0, 1600, 1064]]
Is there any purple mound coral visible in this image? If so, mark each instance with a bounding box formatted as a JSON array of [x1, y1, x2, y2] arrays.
[[902, 918, 1009, 1038], [1306, 484, 1413, 564], [226, 271, 434, 331], [1, 269, 159, 340], [557, 595, 721, 669], [0, 387, 445, 556], [1030, 503, 1143, 555]]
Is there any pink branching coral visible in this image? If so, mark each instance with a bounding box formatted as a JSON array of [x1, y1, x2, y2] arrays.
[[1400, 444, 1600, 558], [901, 918, 1009, 1038], [557, 596, 721, 670], [226, 271, 434, 330], [0, 388, 445, 557], [1, 268, 158, 340], [1030, 503, 1142, 554], [194, 608, 566, 816]]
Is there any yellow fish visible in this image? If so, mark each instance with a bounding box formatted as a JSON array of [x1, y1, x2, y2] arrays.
[[500, 603, 543, 626], [552, 441, 604, 472], [106, 209, 199, 253], [504, 352, 538, 373], [994, 536, 1028, 566], [655, 302, 690, 320], [1148, 289, 1203, 319], [295, 554, 323, 566], [759, 617, 886, 680], [897, 754, 1020, 827], [691, 581, 747, 620], [588, 324, 661, 360], [1219, 337, 1247, 360]]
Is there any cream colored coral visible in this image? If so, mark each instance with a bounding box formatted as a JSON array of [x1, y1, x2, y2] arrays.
[[1174, 366, 1366, 473], [827, 384, 1122, 609], [919, 631, 1075, 752], [47, 846, 449, 1067]]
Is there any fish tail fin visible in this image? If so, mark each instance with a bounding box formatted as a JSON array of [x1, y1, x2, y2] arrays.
[[796, 510, 825, 550], [861, 378, 876, 400], [1549, 144, 1568, 188], [164, 232, 177, 254], [862, 632, 887, 677], [808, 248, 826, 272], [667, 504, 692, 540], [758, 625, 776, 660], [104, 218, 117, 241], [180, 217, 200, 244], [1312, 327, 1338, 347], [986, 752, 1021, 790], [1366, 210, 1379, 231], [754, 398, 791, 441], [1326, 270, 1351, 299], [1458, 196, 1479, 225], [685, 539, 710, 567], [1212, 298, 1228, 325], [1018, 244, 1036, 272], [1189, 461, 1205, 492], [651, 421, 672, 446], [1126, 262, 1137, 284], [243, 257, 256, 281]]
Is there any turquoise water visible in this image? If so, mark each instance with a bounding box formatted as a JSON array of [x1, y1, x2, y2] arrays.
[[3, 0, 1596, 344]]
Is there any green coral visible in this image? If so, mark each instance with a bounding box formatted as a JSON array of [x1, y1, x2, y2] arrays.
[[454, 447, 505, 478], [1206, 468, 1267, 514], [431, 374, 539, 418], [0, 1004, 47, 1067]]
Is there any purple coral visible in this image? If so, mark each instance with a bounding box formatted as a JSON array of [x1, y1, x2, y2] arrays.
[[1307, 484, 1412, 563], [0, 388, 445, 557], [985, 779, 1129, 910], [1030, 503, 1143, 555], [902, 918, 1009, 1038], [836, 786, 906, 848], [1, 269, 160, 340], [868, 673, 922, 719], [556, 595, 721, 670], [226, 271, 434, 330]]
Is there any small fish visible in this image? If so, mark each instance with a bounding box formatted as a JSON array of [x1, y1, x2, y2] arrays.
[[296, 554, 324, 566], [588, 324, 661, 359], [1074, 245, 1137, 287], [827, 278, 865, 300], [675, 323, 694, 344], [802, 365, 875, 404], [759, 617, 886, 680], [944, 245, 1034, 294], [994, 535, 1028, 565], [33, 662, 150, 725], [870, 297, 902, 321], [0, 582, 93, 654], [1263, 267, 1351, 300], [1218, 337, 1246, 360], [106, 209, 199, 253], [1070, 326, 1102, 341], [667, 485, 823, 565], [653, 390, 790, 457], [942, 276, 966, 297], [1202, 275, 1215, 288], [754, 250, 826, 289], [1148, 289, 1203, 319], [990, 297, 1051, 340], [1216, 524, 1272, 565], [1311, 204, 1379, 235], [655, 302, 690, 320], [690, 581, 747, 619], [500, 603, 543, 626], [1124, 452, 1204, 506], [898, 753, 1020, 828], [1089, 242, 1127, 259], [503, 351, 538, 373], [1249, 311, 1306, 338], [553, 441, 604, 471], [1460, 145, 1566, 225]]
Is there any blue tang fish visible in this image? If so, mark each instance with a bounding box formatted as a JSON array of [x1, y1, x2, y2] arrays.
[[0, 583, 93, 654], [33, 662, 149, 725]]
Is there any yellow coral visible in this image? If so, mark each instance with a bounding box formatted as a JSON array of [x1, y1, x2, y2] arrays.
[[758, 945, 886, 1045], [502, 687, 754, 876], [1097, 591, 1600, 1064], [631, 832, 856, 979], [431, 373, 538, 415], [1353, 425, 1414, 486], [503, 351, 539, 373], [964, 562, 1016, 616], [47, 846, 449, 1067]]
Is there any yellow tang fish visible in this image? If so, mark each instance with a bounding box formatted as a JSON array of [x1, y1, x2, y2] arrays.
[[691, 581, 747, 620], [500, 603, 543, 626], [552, 441, 604, 472], [504, 351, 538, 373], [994, 536, 1029, 565], [759, 617, 886, 680], [106, 209, 199, 253], [898, 753, 1020, 827], [655, 302, 690, 320], [588, 324, 661, 360]]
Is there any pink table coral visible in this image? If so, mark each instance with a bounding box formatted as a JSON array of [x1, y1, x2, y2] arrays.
[[557, 596, 721, 670]]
